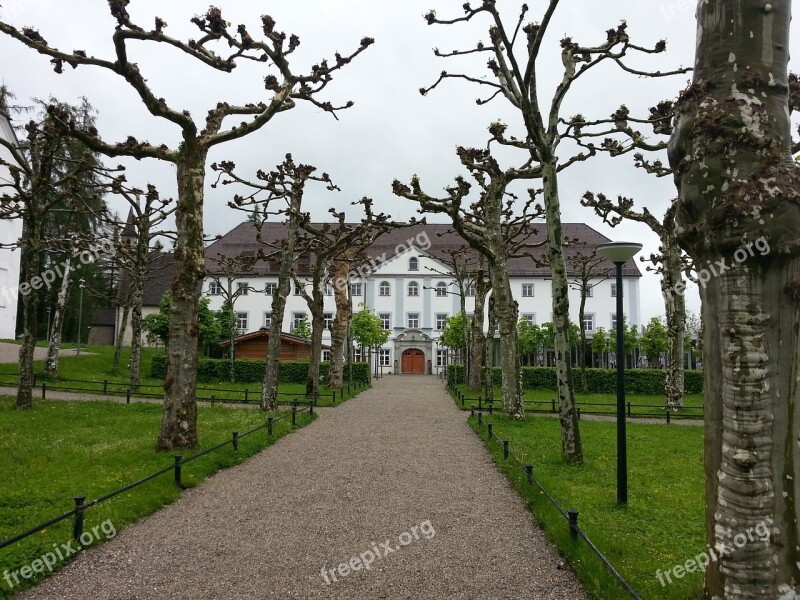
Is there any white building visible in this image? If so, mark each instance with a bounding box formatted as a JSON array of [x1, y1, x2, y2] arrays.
[[0, 110, 23, 339], [203, 222, 642, 375]]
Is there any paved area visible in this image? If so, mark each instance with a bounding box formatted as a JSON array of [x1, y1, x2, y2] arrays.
[[0, 341, 90, 363], [20, 375, 587, 600]]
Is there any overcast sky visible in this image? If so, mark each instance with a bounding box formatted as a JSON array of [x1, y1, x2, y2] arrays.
[[1, 0, 798, 324]]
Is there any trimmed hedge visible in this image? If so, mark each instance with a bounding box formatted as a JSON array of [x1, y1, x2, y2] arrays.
[[150, 354, 370, 385], [446, 364, 703, 395]]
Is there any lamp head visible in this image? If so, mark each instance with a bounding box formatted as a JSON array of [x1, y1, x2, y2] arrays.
[[596, 242, 643, 264]]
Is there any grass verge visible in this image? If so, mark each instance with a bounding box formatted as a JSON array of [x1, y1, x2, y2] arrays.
[[468, 414, 704, 600], [0, 397, 314, 597]]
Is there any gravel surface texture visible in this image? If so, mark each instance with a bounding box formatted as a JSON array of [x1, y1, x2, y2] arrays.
[[18, 375, 587, 600]]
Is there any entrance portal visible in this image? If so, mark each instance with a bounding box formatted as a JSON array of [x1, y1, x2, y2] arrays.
[[401, 348, 425, 374]]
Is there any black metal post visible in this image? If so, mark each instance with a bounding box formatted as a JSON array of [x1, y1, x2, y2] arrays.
[[232, 431, 239, 451], [568, 509, 579, 541], [291, 405, 297, 426], [267, 417, 273, 436], [174, 454, 183, 488], [103, 379, 108, 394], [126, 389, 131, 404], [502, 440, 509, 459], [72, 495, 86, 541], [614, 261, 628, 506], [244, 389, 249, 403], [42, 382, 46, 399], [525, 464, 533, 485], [487, 423, 493, 439], [477, 411, 483, 425]]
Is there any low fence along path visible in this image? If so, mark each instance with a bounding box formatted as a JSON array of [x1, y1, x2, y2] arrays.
[[22, 375, 587, 599]]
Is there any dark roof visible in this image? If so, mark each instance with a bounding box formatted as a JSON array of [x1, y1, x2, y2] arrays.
[[116, 252, 175, 306], [220, 328, 330, 349], [90, 307, 116, 327], [205, 222, 643, 278]]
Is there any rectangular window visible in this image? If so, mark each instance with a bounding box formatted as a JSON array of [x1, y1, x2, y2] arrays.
[[436, 313, 448, 330], [324, 312, 333, 329], [237, 282, 249, 296], [611, 283, 617, 298], [263, 312, 272, 327], [353, 347, 362, 362], [236, 312, 248, 331], [264, 282, 277, 295], [209, 281, 222, 296], [379, 349, 391, 367], [436, 349, 448, 367], [521, 314, 535, 326], [294, 283, 303, 296], [583, 314, 595, 332], [379, 313, 391, 330], [466, 283, 476, 297], [408, 313, 420, 329], [324, 283, 333, 296], [293, 312, 306, 329], [522, 283, 534, 297], [323, 350, 332, 362], [585, 286, 593, 298], [351, 282, 363, 296], [435, 283, 448, 297]]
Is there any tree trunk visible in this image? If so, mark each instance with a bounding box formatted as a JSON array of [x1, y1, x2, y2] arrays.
[[306, 287, 325, 398], [669, 2, 800, 596], [328, 258, 350, 389], [661, 236, 686, 409], [113, 291, 130, 372], [128, 245, 146, 390], [489, 261, 523, 419], [16, 216, 41, 410], [469, 265, 490, 391], [542, 161, 583, 464], [262, 193, 302, 411], [157, 149, 207, 450], [44, 252, 73, 377]]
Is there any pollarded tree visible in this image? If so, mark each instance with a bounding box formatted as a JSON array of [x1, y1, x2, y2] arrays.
[[470, 255, 492, 391], [292, 199, 397, 398], [668, 1, 800, 596], [394, 145, 545, 422], [582, 194, 690, 408], [420, 1, 688, 462], [0, 5, 372, 448], [212, 154, 337, 411]]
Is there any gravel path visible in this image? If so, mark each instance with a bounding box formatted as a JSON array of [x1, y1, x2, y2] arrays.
[[20, 375, 587, 600], [0, 341, 90, 363]]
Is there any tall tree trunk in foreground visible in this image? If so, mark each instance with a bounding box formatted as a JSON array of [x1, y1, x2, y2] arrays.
[[543, 162, 583, 464], [128, 220, 150, 389], [44, 252, 73, 377], [157, 149, 207, 450], [488, 261, 523, 419], [669, 1, 800, 596], [306, 286, 325, 398], [469, 262, 490, 391], [16, 218, 40, 410], [328, 257, 351, 389]]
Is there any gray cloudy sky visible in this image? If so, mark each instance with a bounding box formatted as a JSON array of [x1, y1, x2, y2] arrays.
[[1, 0, 797, 324]]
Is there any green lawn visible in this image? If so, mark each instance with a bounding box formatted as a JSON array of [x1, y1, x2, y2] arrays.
[[0, 397, 314, 596], [0, 345, 367, 407], [450, 383, 704, 421], [471, 414, 704, 600]]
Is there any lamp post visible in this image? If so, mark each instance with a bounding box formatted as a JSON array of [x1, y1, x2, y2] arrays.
[[596, 241, 642, 506], [76, 278, 85, 356]]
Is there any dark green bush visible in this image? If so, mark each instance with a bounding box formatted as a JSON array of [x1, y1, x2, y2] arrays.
[[150, 354, 370, 385], [446, 363, 703, 394]]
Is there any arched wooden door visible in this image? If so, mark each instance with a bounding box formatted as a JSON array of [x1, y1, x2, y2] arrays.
[[401, 349, 425, 374]]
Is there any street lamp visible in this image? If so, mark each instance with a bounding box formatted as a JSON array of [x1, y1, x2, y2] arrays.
[[76, 278, 86, 357], [596, 241, 642, 506]]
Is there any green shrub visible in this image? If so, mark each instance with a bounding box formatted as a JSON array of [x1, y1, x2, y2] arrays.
[[447, 363, 703, 394], [150, 355, 370, 385]]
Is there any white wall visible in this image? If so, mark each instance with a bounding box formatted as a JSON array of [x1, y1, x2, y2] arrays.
[[0, 113, 22, 339]]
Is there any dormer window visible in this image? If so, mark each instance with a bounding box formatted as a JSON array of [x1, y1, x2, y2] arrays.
[[409, 257, 419, 271]]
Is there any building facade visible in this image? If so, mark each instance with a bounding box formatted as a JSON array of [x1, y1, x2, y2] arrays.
[[203, 222, 642, 375], [0, 110, 23, 339]]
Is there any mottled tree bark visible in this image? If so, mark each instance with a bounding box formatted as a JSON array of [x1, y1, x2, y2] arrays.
[[543, 161, 583, 464], [305, 285, 325, 398], [669, 1, 800, 596], [112, 291, 130, 372], [328, 257, 351, 389], [469, 261, 490, 391], [489, 261, 522, 418], [661, 237, 686, 409], [157, 148, 207, 450], [16, 217, 40, 410], [44, 252, 72, 377], [128, 222, 148, 389], [262, 194, 301, 412]]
